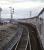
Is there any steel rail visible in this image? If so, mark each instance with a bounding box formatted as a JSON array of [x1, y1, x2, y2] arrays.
[[3, 25, 23, 50], [14, 25, 31, 50]]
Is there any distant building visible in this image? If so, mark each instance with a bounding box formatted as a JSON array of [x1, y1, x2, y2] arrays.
[[0, 19, 10, 25]]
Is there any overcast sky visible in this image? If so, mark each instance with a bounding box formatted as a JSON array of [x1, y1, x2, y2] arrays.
[[0, 0, 44, 19], [0, 0, 44, 8]]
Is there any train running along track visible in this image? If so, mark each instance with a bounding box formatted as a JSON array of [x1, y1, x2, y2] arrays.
[[13, 26, 31, 50]]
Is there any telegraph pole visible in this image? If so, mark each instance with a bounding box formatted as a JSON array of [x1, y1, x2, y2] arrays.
[[30, 11, 31, 17], [0, 7, 2, 23], [9, 7, 14, 23]]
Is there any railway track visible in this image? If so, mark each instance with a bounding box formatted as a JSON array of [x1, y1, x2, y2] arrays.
[[3, 25, 23, 50], [13, 26, 31, 50], [12, 23, 43, 50], [1, 23, 43, 50]]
